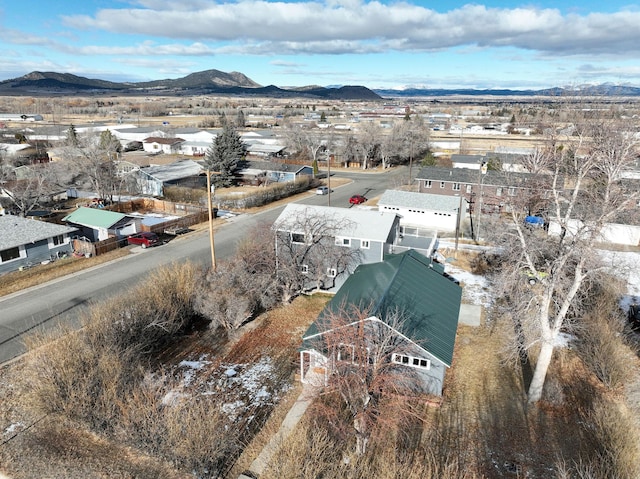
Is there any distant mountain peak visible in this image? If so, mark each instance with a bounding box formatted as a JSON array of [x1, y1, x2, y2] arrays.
[[0, 69, 382, 100]]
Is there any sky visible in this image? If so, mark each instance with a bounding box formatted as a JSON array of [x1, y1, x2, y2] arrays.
[[1, 0, 640, 90]]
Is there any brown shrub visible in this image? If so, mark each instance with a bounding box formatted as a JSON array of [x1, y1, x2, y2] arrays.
[[574, 275, 635, 389], [23, 262, 203, 430], [578, 398, 640, 479]]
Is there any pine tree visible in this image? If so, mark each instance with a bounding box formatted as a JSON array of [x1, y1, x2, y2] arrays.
[[205, 122, 246, 187], [66, 124, 79, 146]]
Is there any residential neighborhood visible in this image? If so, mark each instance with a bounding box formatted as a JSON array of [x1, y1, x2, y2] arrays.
[[1, 93, 640, 479]]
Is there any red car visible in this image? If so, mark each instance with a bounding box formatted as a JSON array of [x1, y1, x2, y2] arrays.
[[349, 195, 367, 205], [127, 232, 160, 249]]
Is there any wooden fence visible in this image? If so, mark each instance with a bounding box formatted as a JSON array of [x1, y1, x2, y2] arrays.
[[80, 200, 210, 256]]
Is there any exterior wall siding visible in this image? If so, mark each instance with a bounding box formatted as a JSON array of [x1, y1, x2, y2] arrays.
[[0, 237, 74, 275]]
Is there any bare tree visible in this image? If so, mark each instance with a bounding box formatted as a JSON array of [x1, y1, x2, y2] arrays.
[[60, 129, 121, 200], [489, 111, 639, 404], [273, 207, 363, 302], [0, 160, 60, 216], [308, 304, 421, 455], [354, 122, 381, 170], [282, 122, 331, 168], [196, 223, 280, 330]]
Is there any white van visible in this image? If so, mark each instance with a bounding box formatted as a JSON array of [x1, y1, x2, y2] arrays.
[[316, 186, 330, 195]]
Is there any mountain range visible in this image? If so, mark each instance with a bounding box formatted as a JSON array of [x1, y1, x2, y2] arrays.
[[0, 70, 383, 100], [1, 69, 640, 99]]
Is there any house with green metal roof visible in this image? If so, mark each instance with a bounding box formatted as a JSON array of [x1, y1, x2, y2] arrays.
[[62, 207, 141, 242], [299, 249, 462, 396]]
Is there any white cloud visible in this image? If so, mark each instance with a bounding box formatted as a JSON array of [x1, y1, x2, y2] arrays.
[[57, 1, 640, 57]]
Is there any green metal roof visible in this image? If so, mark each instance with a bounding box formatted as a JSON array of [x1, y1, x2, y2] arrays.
[[62, 207, 127, 229], [302, 249, 462, 366]]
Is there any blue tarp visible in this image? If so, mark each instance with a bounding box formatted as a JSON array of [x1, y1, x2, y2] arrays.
[[525, 215, 545, 226]]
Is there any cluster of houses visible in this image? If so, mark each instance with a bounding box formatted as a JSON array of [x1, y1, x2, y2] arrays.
[[272, 189, 478, 397]]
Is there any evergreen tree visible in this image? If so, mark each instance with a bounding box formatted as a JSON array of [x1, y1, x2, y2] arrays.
[[236, 109, 245, 127], [99, 130, 122, 154], [205, 122, 246, 187], [66, 124, 79, 147]]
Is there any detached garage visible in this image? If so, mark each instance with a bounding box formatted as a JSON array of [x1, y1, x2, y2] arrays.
[[378, 190, 465, 233]]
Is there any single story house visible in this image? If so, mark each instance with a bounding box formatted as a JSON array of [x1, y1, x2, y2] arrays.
[[142, 137, 186, 154], [299, 249, 462, 396], [133, 159, 205, 196], [450, 154, 484, 170], [378, 189, 465, 234], [63, 207, 141, 242], [0, 215, 77, 275], [238, 160, 313, 185]]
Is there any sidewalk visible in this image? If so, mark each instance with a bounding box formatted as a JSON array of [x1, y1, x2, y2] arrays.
[[240, 379, 321, 478]]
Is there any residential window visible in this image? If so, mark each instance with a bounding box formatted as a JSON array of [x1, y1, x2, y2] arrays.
[[327, 267, 337, 278], [508, 187, 516, 196], [335, 237, 351, 247], [496, 187, 503, 196], [0, 247, 20, 263], [291, 232, 305, 244], [452, 183, 461, 191], [440, 181, 446, 189], [49, 235, 65, 248], [424, 180, 432, 189], [392, 353, 430, 370], [301, 264, 309, 274], [466, 184, 472, 193], [361, 240, 370, 249], [337, 343, 354, 362]]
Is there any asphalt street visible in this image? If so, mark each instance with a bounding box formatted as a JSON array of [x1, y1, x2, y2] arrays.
[[0, 167, 406, 364]]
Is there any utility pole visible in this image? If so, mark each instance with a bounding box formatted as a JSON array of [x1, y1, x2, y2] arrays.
[[474, 161, 487, 242], [327, 151, 332, 207], [454, 194, 464, 258], [206, 170, 216, 271]]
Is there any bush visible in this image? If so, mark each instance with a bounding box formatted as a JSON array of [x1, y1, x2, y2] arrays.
[[575, 275, 634, 389], [24, 263, 203, 429], [215, 177, 316, 210], [163, 185, 207, 204], [576, 398, 640, 479]]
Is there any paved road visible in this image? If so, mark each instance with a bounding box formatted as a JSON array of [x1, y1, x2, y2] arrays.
[[0, 168, 406, 364]]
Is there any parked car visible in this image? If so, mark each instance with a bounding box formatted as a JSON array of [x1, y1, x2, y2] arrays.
[[127, 232, 160, 249], [349, 194, 367, 205], [316, 186, 331, 195]]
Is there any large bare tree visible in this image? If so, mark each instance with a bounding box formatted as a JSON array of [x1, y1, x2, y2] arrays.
[[274, 207, 363, 302], [490, 110, 639, 403], [309, 304, 421, 455], [60, 129, 121, 201]]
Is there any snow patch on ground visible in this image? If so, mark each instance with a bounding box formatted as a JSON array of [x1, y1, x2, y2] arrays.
[[599, 250, 640, 312], [445, 263, 493, 307]]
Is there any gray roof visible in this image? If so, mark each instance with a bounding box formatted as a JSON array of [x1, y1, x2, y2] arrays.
[[275, 204, 397, 242], [141, 159, 203, 182], [415, 166, 543, 188], [0, 215, 77, 250], [244, 160, 309, 174], [378, 190, 463, 213], [451, 154, 484, 164]]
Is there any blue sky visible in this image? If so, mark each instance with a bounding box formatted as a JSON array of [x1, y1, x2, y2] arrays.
[[1, 0, 640, 90]]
